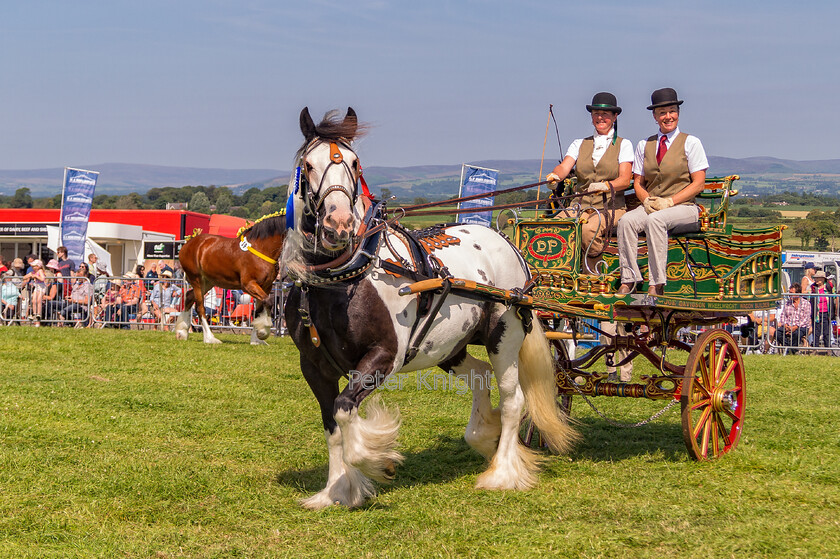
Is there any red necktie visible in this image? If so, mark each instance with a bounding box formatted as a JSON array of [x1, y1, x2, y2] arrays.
[[656, 135, 668, 164]]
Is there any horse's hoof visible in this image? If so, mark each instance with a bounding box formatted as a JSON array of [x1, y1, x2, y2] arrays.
[[175, 331, 188, 341], [382, 460, 397, 481], [250, 339, 268, 346]]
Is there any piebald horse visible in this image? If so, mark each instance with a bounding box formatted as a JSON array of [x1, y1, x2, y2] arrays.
[[283, 107, 577, 509], [174, 213, 285, 344]]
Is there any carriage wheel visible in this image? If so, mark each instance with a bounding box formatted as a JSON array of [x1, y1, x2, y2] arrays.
[[519, 338, 573, 448], [680, 329, 745, 460]]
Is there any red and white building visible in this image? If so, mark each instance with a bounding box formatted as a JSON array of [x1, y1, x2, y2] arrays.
[[0, 209, 248, 274]]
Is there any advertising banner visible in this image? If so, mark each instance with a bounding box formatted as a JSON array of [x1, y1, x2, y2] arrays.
[[456, 165, 498, 227], [60, 167, 99, 265], [143, 241, 184, 260]]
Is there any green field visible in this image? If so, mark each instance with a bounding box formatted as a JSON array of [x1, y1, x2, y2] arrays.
[[2, 328, 839, 558]]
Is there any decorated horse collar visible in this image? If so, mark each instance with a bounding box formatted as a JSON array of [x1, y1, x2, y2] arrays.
[[238, 235, 277, 265], [235, 210, 286, 265]]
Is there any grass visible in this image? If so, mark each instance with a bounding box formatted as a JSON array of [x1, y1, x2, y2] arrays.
[[2, 327, 839, 558]]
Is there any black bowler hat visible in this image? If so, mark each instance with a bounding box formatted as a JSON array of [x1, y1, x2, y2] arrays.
[[647, 87, 684, 110], [586, 92, 621, 115]]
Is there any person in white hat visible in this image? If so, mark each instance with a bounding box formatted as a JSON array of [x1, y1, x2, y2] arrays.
[[150, 270, 179, 330]]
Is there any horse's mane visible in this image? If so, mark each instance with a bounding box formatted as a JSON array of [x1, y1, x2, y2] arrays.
[[238, 211, 287, 240], [295, 110, 369, 160]]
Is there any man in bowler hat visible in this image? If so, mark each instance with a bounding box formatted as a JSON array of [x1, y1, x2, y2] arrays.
[[616, 87, 709, 297]]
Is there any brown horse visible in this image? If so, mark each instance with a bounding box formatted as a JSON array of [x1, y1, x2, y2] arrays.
[[174, 212, 286, 344]]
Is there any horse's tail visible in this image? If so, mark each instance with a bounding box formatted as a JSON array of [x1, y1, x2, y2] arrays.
[[518, 311, 579, 454]]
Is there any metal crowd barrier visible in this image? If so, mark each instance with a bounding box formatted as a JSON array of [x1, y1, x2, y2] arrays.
[[5, 276, 835, 355], [565, 293, 840, 358], [88, 277, 289, 335], [1, 275, 289, 336], [681, 292, 839, 356], [1, 275, 94, 327], [762, 292, 840, 355]]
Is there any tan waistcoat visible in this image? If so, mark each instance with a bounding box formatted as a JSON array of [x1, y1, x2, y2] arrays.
[[642, 132, 693, 204], [574, 137, 625, 210]]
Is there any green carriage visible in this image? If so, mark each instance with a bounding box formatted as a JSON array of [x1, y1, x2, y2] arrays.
[[398, 175, 781, 460], [513, 175, 783, 459]]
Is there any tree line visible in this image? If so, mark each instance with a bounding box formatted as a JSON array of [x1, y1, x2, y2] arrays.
[[733, 190, 840, 207], [792, 210, 840, 251], [4, 184, 839, 250], [0, 185, 289, 220], [730, 191, 840, 250]]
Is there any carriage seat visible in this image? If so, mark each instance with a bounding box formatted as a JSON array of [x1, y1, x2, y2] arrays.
[[667, 220, 701, 236], [557, 175, 739, 240]]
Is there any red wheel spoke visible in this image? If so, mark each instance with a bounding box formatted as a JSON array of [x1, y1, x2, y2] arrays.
[[714, 413, 732, 446], [723, 408, 740, 423], [714, 341, 728, 383], [711, 415, 720, 456], [718, 359, 737, 387], [692, 378, 711, 399], [693, 407, 712, 440], [691, 397, 711, 411], [700, 414, 713, 458], [699, 351, 712, 390]]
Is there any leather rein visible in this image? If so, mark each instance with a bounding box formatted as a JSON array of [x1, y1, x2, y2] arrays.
[[393, 180, 617, 218]]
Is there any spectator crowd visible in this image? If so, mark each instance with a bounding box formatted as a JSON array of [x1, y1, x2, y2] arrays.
[[1, 248, 273, 331]]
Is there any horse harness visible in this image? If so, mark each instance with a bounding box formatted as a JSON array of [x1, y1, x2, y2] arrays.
[[291, 139, 532, 377], [297, 139, 372, 221], [292, 200, 499, 376]]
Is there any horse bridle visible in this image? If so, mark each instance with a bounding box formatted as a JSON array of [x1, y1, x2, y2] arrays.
[[298, 138, 360, 221]]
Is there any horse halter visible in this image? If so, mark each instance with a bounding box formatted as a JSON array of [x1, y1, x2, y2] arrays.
[[298, 138, 360, 220]]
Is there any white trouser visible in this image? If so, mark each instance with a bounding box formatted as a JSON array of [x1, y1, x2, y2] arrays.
[[617, 204, 699, 286], [601, 321, 632, 382]]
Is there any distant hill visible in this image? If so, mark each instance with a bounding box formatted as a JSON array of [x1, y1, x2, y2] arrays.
[[2, 157, 840, 199], [0, 163, 287, 197], [706, 156, 840, 176]]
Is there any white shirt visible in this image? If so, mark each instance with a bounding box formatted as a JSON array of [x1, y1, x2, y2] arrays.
[[632, 127, 709, 176], [566, 129, 634, 167]]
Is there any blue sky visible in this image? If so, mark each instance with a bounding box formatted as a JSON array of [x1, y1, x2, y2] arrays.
[[1, 1, 838, 171]]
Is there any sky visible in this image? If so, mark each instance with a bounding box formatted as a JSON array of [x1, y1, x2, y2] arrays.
[[1, 0, 839, 172]]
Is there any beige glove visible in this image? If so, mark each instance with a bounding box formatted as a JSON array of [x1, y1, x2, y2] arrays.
[[649, 196, 674, 212], [643, 196, 658, 214], [587, 181, 610, 193], [546, 172, 562, 184]]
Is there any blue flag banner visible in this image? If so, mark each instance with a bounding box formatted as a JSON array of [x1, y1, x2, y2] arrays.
[[457, 165, 498, 227], [60, 167, 99, 266]]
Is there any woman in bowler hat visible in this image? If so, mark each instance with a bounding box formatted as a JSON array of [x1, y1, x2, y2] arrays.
[[546, 91, 633, 271]]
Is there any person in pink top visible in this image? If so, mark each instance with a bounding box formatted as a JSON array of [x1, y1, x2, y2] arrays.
[[22, 259, 47, 326], [810, 270, 834, 348]]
